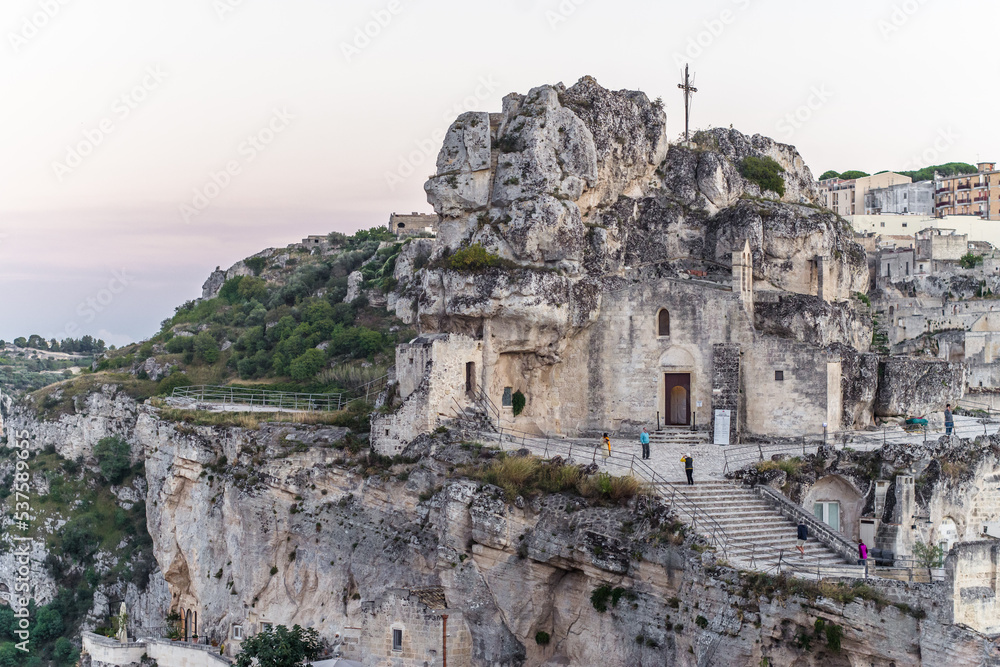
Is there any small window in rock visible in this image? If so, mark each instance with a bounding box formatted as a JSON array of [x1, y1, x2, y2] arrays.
[[774, 370, 784, 381], [385, 429, 390, 436], [657, 309, 670, 336], [232, 625, 243, 640], [392, 628, 403, 651], [261, 623, 273, 633], [502, 387, 513, 407], [397, 222, 405, 228]]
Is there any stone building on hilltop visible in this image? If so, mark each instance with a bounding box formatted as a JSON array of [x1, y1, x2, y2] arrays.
[[374, 77, 900, 453]]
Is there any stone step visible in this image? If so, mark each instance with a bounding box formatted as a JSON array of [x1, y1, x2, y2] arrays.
[[660, 480, 847, 570]]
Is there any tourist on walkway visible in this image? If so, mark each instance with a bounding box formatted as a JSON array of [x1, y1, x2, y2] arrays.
[[602, 433, 611, 459], [858, 539, 868, 577], [640, 428, 650, 460], [796, 520, 808, 556], [681, 453, 694, 485], [945, 403, 954, 436]]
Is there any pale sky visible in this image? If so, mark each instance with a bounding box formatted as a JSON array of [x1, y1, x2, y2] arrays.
[[0, 0, 992, 344]]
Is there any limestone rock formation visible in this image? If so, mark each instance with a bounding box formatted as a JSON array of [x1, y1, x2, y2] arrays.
[[875, 358, 966, 417], [10, 392, 1000, 666], [406, 77, 868, 340]]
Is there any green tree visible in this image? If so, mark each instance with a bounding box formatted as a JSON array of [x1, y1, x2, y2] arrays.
[[32, 606, 63, 642], [237, 276, 268, 302], [838, 170, 870, 180], [959, 252, 984, 269], [0, 643, 20, 667], [53, 637, 79, 666], [818, 170, 840, 180], [913, 540, 945, 576], [235, 624, 321, 667], [289, 349, 326, 381], [194, 331, 220, 364], [93, 436, 132, 485], [898, 162, 977, 182]]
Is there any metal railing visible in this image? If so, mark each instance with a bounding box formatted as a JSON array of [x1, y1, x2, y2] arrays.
[[171, 385, 345, 411], [723, 415, 996, 474], [458, 421, 805, 572], [170, 375, 392, 413]]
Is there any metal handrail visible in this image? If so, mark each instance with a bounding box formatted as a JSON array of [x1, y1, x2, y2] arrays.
[[172, 385, 345, 411], [723, 418, 996, 474]]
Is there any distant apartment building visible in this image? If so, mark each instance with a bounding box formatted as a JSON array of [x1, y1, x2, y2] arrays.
[[818, 172, 912, 216], [390, 212, 439, 237], [864, 181, 934, 216], [934, 162, 1000, 219]]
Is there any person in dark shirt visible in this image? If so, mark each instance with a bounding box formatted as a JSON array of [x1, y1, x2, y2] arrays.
[[945, 403, 954, 436], [796, 520, 808, 556], [680, 454, 694, 485]]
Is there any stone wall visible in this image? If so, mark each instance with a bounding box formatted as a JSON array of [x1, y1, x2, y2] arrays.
[[82, 633, 229, 667], [360, 591, 472, 667], [711, 343, 740, 444], [82, 633, 147, 667], [373, 334, 482, 455], [742, 339, 841, 435], [946, 541, 1000, 634]]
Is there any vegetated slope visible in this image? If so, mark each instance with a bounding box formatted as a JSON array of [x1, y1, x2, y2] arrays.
[[0, 338, 102, 396], [0, 437, 154, 667], [30, 225, 416, 417]]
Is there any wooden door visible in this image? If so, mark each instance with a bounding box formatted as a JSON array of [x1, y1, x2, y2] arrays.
[[665, 374, 690, 425]]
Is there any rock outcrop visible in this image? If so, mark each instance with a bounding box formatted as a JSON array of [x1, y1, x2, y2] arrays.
[[402, 77, 868, 345], [875, 358, 966, 417]]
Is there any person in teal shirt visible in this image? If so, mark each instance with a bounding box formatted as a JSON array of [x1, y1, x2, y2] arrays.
[[640, 428, 650, 460]]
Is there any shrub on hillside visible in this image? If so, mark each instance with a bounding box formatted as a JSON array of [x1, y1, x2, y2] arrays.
[[194, 331, 220, 364], [93, 436, 131, 485], [739, 156, 786, 197], [445, 244, 504, 271], [290, 349, 326, 381]]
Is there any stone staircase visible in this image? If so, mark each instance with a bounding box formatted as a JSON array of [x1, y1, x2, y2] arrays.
[[662, 480, 849, 572], [649, 426, 709, 447]]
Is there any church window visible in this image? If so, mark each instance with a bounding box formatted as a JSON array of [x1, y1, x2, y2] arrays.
[[657, 309, 670, 337]]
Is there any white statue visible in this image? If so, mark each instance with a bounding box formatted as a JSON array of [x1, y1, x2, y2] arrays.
[[116, 602, 128, 643]]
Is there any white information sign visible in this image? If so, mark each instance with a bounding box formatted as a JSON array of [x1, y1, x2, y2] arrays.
[[713, 409, 731, 446]]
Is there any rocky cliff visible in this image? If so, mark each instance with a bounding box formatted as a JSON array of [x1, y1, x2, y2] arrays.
[[393, 77, 869, 374], [8, 393, 1000, 666]]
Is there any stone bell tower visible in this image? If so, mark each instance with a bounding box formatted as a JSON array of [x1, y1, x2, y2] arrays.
[[732, 240, 754, 316]]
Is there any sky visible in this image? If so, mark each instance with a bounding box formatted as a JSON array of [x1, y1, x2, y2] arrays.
[[0, 0, 992, 345]]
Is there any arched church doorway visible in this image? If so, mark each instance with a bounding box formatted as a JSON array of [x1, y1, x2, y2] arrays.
[[665, 374, 690, 425]]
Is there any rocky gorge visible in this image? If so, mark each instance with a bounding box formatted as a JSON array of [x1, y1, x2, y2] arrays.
[[4, 390, 1000, 666]]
